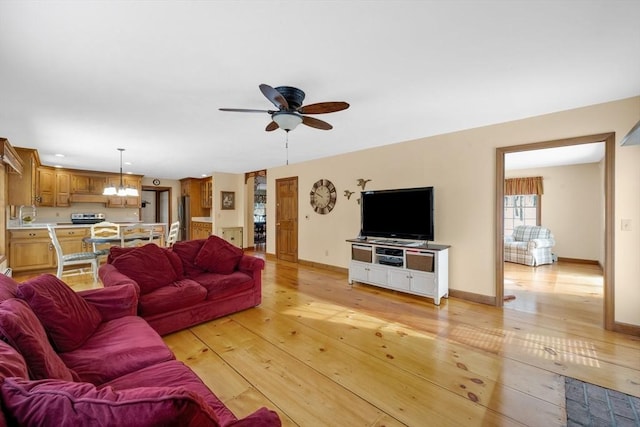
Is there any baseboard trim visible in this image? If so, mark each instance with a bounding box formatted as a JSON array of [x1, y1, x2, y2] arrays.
[[298, 259, 348, 274], [448, 289, 496, 306], [557, 257, 600, 265], [613, 321, 640, 337]]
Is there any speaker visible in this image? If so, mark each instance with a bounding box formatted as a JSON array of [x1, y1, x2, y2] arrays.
[[406, 253, 434, 272]]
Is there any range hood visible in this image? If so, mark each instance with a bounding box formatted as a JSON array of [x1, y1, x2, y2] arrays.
[[620, 119, 640, 146]]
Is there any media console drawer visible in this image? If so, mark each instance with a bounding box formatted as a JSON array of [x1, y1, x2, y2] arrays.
[[406, 252, 434, 272], [352, 245, 372, 263]]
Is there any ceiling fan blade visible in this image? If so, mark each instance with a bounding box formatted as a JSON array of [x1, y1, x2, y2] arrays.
[[265, 121, 279, 132], [259, 84, 289, 110], [219, 108, 273, 113], [298, 102, 350, 114], [302, 116, 333, 130]]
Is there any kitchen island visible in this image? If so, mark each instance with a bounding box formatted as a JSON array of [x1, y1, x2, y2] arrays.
[[6, 222, 167, 274]]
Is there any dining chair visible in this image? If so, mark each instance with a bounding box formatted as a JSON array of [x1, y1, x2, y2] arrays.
[[90, 221, 123, 256], [47, 225, 99, 282], [166, 221, 180, 246]]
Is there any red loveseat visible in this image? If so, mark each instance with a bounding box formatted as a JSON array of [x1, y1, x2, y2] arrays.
[[0, 273, 280, 427], [99, 236, 265, 336]]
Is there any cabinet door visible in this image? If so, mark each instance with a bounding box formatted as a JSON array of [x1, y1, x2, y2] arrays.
[[388, 269, 411, 291], [72, 175, 92, 193], [349, 261, 370, 283], [368, 264, 390, 286], [409, 271, 435, 295], [56, 171, 71, 207], [8, 149, 36, 206], [9, 237, 53, 271], [36, 167, 55, 207]]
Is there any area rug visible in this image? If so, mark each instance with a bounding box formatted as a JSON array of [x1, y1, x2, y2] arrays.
[[565, 377, 640, 426]]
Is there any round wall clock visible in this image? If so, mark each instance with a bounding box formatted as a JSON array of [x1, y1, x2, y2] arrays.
[[152, 179, 160, 186], [310, 179, 337, 214]]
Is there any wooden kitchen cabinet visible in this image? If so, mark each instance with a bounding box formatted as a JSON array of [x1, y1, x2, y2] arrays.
[[71, 174, 108, 195], [191, 221, 212, 240], [56, 171, 71, 206], [7, 148, 37, 206], [36, 167, 55, 207], [201, 178, 212, 208], [8, 227, 89, 273]]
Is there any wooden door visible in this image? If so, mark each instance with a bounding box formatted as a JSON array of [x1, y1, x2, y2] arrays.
[[275, 177, 298, 262]]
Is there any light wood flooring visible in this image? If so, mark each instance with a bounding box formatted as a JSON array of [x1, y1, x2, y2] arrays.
[[16, 256, 640, 426]]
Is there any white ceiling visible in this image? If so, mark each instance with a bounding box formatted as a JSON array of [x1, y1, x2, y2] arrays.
[[1, 1, 639, 180]]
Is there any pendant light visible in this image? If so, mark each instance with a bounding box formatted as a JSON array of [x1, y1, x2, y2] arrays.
[[103, 148, 139, 197]]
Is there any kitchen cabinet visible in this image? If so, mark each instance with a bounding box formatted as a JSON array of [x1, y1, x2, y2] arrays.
[[220, 227, 243, 249], [8, 148, 37, 206], [201, 178, 212, 208], [56, 171, 71, 207], [8, 227, 89, 273], [71, 174, 108, 195], [36, 167, 55, 207], [191, 221, 212, 240]]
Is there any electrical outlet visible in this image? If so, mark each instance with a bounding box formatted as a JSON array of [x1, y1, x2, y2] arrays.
[[325, 250, 329, 256], [621, 219, 632, 231]]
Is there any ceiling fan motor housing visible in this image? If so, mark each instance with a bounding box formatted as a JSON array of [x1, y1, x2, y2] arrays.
[[275, 86, 305, 110]]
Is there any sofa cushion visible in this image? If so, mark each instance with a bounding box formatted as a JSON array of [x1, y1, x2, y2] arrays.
[[106, 245, 138, 264], [0, 299, 75, 381], [194, 236, 244, 275], [111, 244, 179, 295], [0, 274, 19, 302], [139, 279, 207, 317], [59, 315, 174, 385], [17, 274, 102, 352], [0, 340, 28, 381], [193, 271, 255, 300], [1, 377, 219, 427], [104, 360, 234, 426], [172, 239, 206, 277]]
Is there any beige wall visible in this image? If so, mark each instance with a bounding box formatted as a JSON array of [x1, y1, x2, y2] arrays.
[[265, 96, 640, 327], [506, 163, 603, 263], [212, 172, 246, 245]]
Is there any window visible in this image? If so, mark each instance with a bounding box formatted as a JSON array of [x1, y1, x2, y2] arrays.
[[504, 194, 539, 236]]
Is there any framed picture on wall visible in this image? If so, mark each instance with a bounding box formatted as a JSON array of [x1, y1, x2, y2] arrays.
[[221, 191, 235, 210]]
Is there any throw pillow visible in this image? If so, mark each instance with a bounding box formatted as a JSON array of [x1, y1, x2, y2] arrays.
[[1, 377, 219, 427], [0, 299, 75, 381], [111, 244, 179, 295], [0, 340, 28, 380], [106, 246, 138, 264], [172, 239, 206, 277], [17, 274, 102, 352], [194, 236, 243, 275]]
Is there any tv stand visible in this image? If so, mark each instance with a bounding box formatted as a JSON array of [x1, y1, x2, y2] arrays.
[[347, 239, 450, 305]]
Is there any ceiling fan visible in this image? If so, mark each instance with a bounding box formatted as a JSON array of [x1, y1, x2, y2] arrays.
[[219, 84, 349, 132]]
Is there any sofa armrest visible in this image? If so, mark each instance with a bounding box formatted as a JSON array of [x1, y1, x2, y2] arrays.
[[504, 235, 515, 243], [78, 284, 138, 321], [237, 255, 265, 273], [99, 264, 141, 296], [528, 238, 555, 249]]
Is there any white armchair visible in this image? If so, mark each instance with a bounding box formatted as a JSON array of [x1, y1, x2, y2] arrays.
[[504, 225, 555, 266]]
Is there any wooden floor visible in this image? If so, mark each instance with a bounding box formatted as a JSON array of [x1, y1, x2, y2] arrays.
[[18, 256, 640, 426]]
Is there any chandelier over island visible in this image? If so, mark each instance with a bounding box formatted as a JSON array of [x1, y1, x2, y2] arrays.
[[103, 148, 139, 197]]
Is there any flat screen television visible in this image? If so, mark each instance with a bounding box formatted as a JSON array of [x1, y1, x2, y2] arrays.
[[360, 186, 434, 241]]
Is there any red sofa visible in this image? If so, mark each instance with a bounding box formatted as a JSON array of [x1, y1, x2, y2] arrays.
[[0, 273, 280, 426], [99, 236, 265, 336]]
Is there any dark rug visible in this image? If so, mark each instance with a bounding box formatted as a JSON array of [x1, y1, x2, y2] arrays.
[[565, 377, 640, 426]]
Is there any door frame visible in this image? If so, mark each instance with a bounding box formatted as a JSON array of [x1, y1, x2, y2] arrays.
[[495, 132, 615, 330]]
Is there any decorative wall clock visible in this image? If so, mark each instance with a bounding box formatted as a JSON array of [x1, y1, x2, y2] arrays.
[[310, 179, 337, 214], [152, 179, 160, 186]]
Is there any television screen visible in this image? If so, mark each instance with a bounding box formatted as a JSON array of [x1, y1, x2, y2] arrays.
[[360, 187, 434, 241]]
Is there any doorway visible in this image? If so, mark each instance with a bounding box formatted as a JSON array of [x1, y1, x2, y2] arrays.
[[275, 176, 298, 262], [141, 186, 173, 224], [495, 133, 615, 330]]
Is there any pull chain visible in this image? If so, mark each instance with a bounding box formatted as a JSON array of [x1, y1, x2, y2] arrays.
[[285, 131, 289, 165]]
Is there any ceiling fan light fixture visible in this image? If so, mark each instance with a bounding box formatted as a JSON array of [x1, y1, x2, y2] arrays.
[[272, 112, 303, 131]]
